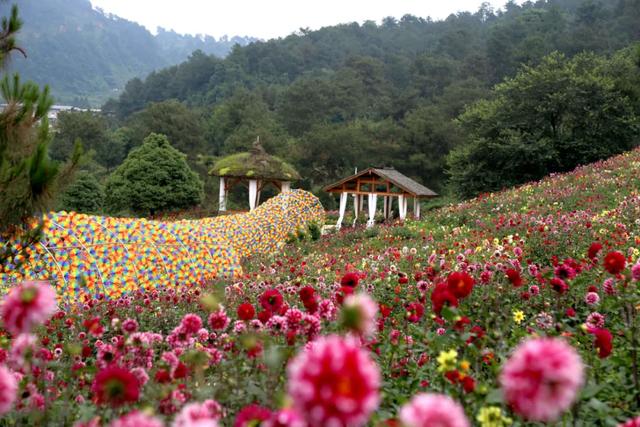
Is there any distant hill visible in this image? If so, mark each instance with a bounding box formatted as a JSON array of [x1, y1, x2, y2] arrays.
[[0, 0, 256, 106]]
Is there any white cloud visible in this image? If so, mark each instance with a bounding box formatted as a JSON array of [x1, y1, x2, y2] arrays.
[[89, 0, 510, 40]]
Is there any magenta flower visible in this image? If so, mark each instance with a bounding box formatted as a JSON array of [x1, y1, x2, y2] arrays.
[[399, 393, 469, 427], [0, 365, 17, 415], [287, 334, 380, 426], [180, 314, 203, 334], [619, 416, 640, 427], [1, 281, 57, 335], [110, 411, 164, 427], [500, 337, 584, 422], [341, 293, 378, 338], [173, 399, 222, 427]]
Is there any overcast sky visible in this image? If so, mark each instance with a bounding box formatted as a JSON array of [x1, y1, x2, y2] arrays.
[[88, 0, 512, 40]]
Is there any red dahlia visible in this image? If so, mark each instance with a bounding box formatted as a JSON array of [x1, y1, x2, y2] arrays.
[[299, 286, 316, 303], [587, 242, 603, 260], [406, 302, 424, 323], [447, 272, 474, 299], [431, 283, 459, 316], [506, 269, 523, 287], [237, 303, 255, 321], [92, 365, 140, 406], [590, 328, 613, 359], [259, 289, 284, 313], [340, 272, 360, 289], [603, 251, 626, 275], [550, 278, 569, 294]]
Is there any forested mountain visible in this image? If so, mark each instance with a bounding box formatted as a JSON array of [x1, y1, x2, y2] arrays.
[[0, 0, 255, 106], [50, 0, 640, 213]]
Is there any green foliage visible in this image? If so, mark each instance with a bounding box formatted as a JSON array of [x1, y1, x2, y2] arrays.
[[0, 72, 80, 230], [448, 51, 640, 198], [210, 151, 300, 181], [56, 171, 104, 214], [126, 100, 206, 161], [49, 110, 125, 168], [307, 221, 322, 241], [0, 0, 255, 105], [0, 4, 23, 67], [0, 4, 79, 269], [207, 89, 291, 156], [104, 133, 203, 216]]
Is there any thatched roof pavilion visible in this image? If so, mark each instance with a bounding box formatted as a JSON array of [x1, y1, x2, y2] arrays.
[[209, 139, 301, 211]]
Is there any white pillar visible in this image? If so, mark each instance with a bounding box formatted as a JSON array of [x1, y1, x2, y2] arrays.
[[336, 192, 348, 229], [383, 196, 389, 219], [218, 177, 226, 212], [352, 194, 359, 227], [249, 179, 258, 211], [414, 198, 421, 219], [399, 195, 407, 220], [367, 194, 378, 228], [281, 181, 291, 192]]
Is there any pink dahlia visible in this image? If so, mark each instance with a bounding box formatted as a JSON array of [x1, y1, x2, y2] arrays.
[[399, 393, 469, 427], [619, 417, 640, 427], [1, 281, 57, 335], [173, 399, 222, 427], [632, 263, 640, 281], [341, 293, 378, 338], [263, 408, 307, 427], [0, 365, 18, 414], [585, 292, 600, 306], [110, 411, 164, 427], [208, 309, 230, 330], [234, 404, 272, 427], [500, 337, 584, 422], [180, 314, 203, 334], [287, 334, 380, 426]]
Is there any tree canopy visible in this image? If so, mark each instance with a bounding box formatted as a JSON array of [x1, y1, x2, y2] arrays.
[[447, 51, 640, 198], [104, 133, 203, 216]]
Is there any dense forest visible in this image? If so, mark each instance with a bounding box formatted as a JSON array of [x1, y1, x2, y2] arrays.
[[0, 0, 255, 106], [47, 0, 640, 214]]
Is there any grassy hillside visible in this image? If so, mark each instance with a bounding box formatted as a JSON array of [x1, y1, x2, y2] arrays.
[[1, 148, 639, 424]]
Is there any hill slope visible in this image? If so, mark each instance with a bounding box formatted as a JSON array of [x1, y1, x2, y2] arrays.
[[0, 0, 256, 106]]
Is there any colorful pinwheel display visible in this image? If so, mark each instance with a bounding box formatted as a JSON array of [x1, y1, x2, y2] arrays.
[[0, 190, 324, 301]]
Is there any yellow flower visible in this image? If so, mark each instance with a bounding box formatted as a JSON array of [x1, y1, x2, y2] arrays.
[[477, 406, 513, 427], [437, 349, 458, 373], [460, 360, 470, 371], [513, 310, 525, 325]]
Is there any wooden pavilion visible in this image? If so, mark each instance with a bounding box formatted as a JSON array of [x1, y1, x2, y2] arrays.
[[323, 167, 437, 228], [209, 140, 301, 212]]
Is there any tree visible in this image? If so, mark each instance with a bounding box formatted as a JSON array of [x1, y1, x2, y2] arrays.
[[447, 52, 639, 199], [126, 100, 206, 161], [56, 171, 104, 214], [104, 133, 203, 216], [50, 110, 109, 161], [208, 89, 291, 156], [0, 4, 79, 232], [401, 105, 464, 191]]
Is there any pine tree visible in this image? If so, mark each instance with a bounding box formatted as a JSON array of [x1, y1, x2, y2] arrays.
[[0, 3, 80, 264]]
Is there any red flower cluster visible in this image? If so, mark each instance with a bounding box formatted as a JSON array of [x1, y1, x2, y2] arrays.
[[91, 365, 140, 407], [603, 251, 626, 275]]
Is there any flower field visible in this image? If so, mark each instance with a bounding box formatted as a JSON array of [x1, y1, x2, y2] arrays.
[[1, 149, 640, 426]]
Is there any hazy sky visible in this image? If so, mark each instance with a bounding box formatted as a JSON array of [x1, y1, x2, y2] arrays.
[[88, 0, 511, 40]]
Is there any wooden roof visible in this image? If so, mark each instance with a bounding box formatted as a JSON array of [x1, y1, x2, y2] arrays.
[[323, 167, 438, 198]]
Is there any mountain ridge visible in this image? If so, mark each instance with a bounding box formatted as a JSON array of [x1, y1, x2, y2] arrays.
[[0, 0, 257, 106]]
